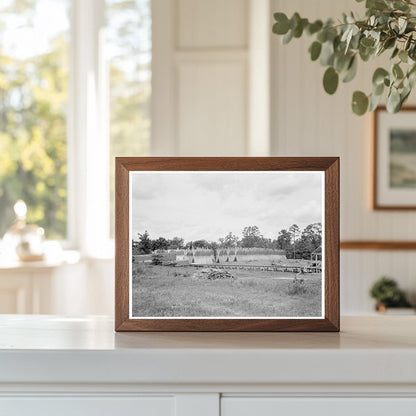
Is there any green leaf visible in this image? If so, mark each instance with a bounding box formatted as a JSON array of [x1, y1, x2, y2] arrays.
[[366, 0, 388, 10], [350, 33, 361, 49], [408, 68, 416, 89], [334, 52, 351, 72], [399, 49, 408, 63], [393, 63, 404, 79], [320, 41, 335, 66], [391, 47, 399, 59], [383, 37, 396, 50], [360, 37, 375, 48], [408, 63, 416, 78], [374, 82, 385, 96], [309, 41, 322, 61], [282, 29, 293, 44], [393, 0, 410, 11], [325, 27, 338, 42], [323, 67, 339, 94], [359, 45, 374, 62], [293, 23, 302, 38], [369, 92, 383, 111], [377, 13, 389, 25], [293, 18, 308, 38], [386, 87, 401, 113], [372, 68, 389, 86], [352, 91, 369, 115], [333, 35, 341, 51], [307, 20, 323, 35], [400, 88, 411, 107], [359, 37, 377, 61], [273, 13, 290, 35], [290, 12, 301, 30], [342, 56, 357, 83], [317, 30, 328, 43]]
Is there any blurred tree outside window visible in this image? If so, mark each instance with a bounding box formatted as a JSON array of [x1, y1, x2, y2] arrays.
[[0, 0, 70, 239], [0, 0, 151, 242]]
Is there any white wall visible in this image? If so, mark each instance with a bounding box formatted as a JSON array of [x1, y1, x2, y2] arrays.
[[271, 0, 416, 313], [152, 0, 268, 157]]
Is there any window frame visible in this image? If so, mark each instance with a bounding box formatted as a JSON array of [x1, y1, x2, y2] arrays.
[[67, 0, 111, 257]]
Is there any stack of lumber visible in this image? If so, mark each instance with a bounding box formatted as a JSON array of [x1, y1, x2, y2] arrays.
[[192, 268, 235, 280]]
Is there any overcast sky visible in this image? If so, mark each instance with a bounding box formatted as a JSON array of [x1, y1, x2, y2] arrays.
[[131, 171, 323, 242]]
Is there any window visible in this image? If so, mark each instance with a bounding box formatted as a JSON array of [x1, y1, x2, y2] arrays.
[[0, 0, 151, 251], [0, 0, 70, 239]]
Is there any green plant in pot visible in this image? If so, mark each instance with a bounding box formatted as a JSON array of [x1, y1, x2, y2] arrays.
[[272, 0, 416, 115], [369, 276, 412, 311]]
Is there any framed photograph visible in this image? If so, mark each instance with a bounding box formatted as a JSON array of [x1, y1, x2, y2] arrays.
[[374, 106, 416, 209], [115, 157, 339, 332]]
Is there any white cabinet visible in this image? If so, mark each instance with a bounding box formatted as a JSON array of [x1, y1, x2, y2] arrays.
[[1, 316, 416, 416], [1, 397, 175, 416], [3, 396, 416, 416], [222, 398, 416, 416]]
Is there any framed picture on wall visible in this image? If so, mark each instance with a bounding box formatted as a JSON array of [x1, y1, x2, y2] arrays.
[[115, 157, 339, 332], [374, 106, 416, 209]]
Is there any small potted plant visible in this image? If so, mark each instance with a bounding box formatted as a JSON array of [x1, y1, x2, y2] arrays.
[[370, 276, 413, 313]]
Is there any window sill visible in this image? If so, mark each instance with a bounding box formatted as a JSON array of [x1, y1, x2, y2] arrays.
[[0, 250, 81, 271]]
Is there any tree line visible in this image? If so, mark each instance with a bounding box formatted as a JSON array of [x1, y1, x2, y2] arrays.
[[133, 223, 321, 260]]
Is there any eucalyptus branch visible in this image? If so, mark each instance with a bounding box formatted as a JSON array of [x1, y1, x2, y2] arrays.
[[272, 0, 416, 115]]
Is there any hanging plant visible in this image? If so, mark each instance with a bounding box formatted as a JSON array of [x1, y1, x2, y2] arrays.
[[272, 0, 416, 115]]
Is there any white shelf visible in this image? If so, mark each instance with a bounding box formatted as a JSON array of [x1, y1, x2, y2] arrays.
[[0, 315, 415, 387]]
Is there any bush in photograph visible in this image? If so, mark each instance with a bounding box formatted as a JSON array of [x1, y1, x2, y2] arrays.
[[288, 276, 306, 295], [151, 253, 163, 265]]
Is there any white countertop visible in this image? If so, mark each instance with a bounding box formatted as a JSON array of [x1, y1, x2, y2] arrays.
[[0, 315, 415, 386]]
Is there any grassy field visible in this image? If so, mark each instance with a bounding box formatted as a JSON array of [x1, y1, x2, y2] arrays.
[[132, 264, 322, 317]]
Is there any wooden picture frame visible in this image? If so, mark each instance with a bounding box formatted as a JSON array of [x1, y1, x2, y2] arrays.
[[373, 106, 416, 210], [115, 157, 339, 332]]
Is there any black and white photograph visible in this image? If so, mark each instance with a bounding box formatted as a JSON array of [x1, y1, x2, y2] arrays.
[[129, 171, 324, 319]]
